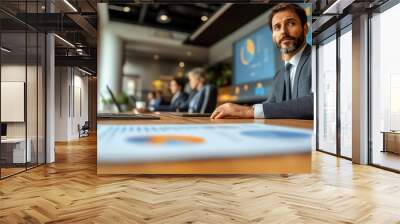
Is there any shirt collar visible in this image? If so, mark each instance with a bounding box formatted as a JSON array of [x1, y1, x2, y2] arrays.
[[285, 43, 306, 67]]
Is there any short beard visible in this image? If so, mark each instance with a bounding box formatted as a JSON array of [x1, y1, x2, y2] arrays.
[[280, 45, 297, 54], [277, 35, 305, 54]]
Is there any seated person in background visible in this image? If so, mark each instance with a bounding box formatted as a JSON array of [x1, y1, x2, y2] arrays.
[[155, 77, 189, 112], [147, 91, 162, 111], [169, 77, 189, 112], [187, 68, 218, 113], [211, 3, 313, 120]]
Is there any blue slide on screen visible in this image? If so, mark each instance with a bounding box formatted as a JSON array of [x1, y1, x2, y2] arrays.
[[233, 26, 281, 85]]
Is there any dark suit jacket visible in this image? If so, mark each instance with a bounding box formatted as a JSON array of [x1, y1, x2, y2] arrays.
[[170, 92, 189, 112], [154, 92, 189, 112], [188, 84, 218, 113], [262, 44, 313, 119]]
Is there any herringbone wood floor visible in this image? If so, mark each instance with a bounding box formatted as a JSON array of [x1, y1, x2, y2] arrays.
[[1, 135, 400, 224]]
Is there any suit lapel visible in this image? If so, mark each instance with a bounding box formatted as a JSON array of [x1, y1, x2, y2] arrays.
[[293, 44, 311, 98], [275, 66, 285, 102]]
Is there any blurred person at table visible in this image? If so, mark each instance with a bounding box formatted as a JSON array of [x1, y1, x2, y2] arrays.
[[156, 77, 189, 112], [147, 91, 162, 112], [187, 68, 218, 113], [169, 77, 189, 112]]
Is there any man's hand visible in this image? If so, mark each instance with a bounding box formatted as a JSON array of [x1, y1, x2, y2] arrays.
[[210, 103, 254, 119]]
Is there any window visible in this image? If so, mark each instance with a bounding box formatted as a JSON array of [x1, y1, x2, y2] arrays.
[[370, 2, 400, 171], [339, 28, 352, 158], [317, 36, 337, 155]]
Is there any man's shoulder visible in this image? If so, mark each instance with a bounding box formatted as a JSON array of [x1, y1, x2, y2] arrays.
[[302, 44, 312, 57], [273, 66, 285, 80]]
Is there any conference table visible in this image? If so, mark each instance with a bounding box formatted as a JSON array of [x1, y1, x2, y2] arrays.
[[97, 113, 313, 174]]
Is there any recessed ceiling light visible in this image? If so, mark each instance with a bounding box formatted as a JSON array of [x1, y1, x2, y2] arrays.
[[160, 15, 168, 21], [201, 15, 208, 22], [153, 54, 159, 60], [123, 6, 131, 13], [179, 62, 185, 68], [157, 10, 171, 24], [41, 5, 46, 10]]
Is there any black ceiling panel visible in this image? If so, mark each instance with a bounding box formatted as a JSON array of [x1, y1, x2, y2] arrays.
[[108, 4, 222, 34], [185, 4, 273, 47]]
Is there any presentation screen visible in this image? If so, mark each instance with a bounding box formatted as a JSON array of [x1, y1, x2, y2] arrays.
[[233, 26, 281, 85]]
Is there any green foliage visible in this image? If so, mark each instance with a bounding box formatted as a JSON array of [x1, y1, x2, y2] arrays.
[[101, 97, 114, 105], [207, 63, 232, 87], [115, 92, 133, 110]]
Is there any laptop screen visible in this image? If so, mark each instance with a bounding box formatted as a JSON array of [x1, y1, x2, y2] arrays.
[[1, 123, 7, 137]]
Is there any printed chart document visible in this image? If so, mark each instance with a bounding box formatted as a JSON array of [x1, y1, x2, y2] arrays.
[[98, 123, 312, 163]]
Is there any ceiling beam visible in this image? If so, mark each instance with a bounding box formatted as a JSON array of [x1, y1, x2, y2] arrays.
[[67, 14, 97, 40], [139, 4, 148, 24], [55, 55, 96, 70]]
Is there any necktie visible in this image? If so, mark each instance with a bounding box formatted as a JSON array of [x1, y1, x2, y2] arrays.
[[285, 63, 292, 100]]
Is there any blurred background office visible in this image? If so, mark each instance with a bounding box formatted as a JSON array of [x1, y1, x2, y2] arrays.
[[0, 0, 398, 193], [95, 2, 400, 173], [97, 3, 311, 115]]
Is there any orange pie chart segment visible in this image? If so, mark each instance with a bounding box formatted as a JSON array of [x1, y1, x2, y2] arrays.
[[127, 135, 205, 145]]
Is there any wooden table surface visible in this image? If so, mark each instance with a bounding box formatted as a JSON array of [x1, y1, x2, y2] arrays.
[[97, 113, 313, 174]]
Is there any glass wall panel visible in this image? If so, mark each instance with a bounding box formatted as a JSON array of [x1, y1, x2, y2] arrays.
[[339, 28, 352, 158], [0, 0, 46, 179], [38, 32, 45, 165], [317, 36, 337, 154], [371, 3, 400, 171], [27, 31, 38, 169], [26, 0, 39, 169], [1, 27, 28, 178]]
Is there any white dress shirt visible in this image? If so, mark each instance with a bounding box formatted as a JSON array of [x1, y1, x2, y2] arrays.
[[253, 44, 307, 118]]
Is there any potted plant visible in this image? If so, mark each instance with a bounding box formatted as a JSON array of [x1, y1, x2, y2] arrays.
[[116, 92, 133, 112]]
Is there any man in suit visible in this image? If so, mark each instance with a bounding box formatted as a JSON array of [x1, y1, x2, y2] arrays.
[[188, 68, 218, 113], [169, 77, 189, 111], [211, 3, 313, 120]]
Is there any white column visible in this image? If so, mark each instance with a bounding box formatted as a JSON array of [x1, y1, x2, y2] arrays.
[[312, 45, 317, 150], [46, 32, 55, 163], [352, 14, 369, 164], [97, 3, 123, 112]]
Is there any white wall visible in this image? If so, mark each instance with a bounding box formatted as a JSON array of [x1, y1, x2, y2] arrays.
[[1, 65, 35, 138], [55, 67, 89, 141], [55, 67, 69, 141]]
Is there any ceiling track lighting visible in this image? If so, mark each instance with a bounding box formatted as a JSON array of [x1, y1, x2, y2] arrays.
[[78, 67, 93, 76], [54, 34, 76, 48], [63, 0, 78, 12], [1, 47, 11, 53]]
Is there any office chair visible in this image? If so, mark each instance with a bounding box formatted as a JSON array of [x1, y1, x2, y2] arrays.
[[79, 121, 90, 138]]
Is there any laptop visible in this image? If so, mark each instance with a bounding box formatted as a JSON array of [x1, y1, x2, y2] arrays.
[[98, 86, 160, 120], [1, 123, 7, 140], [168, 112, 212, 117], [97, 113, 160, 120]]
